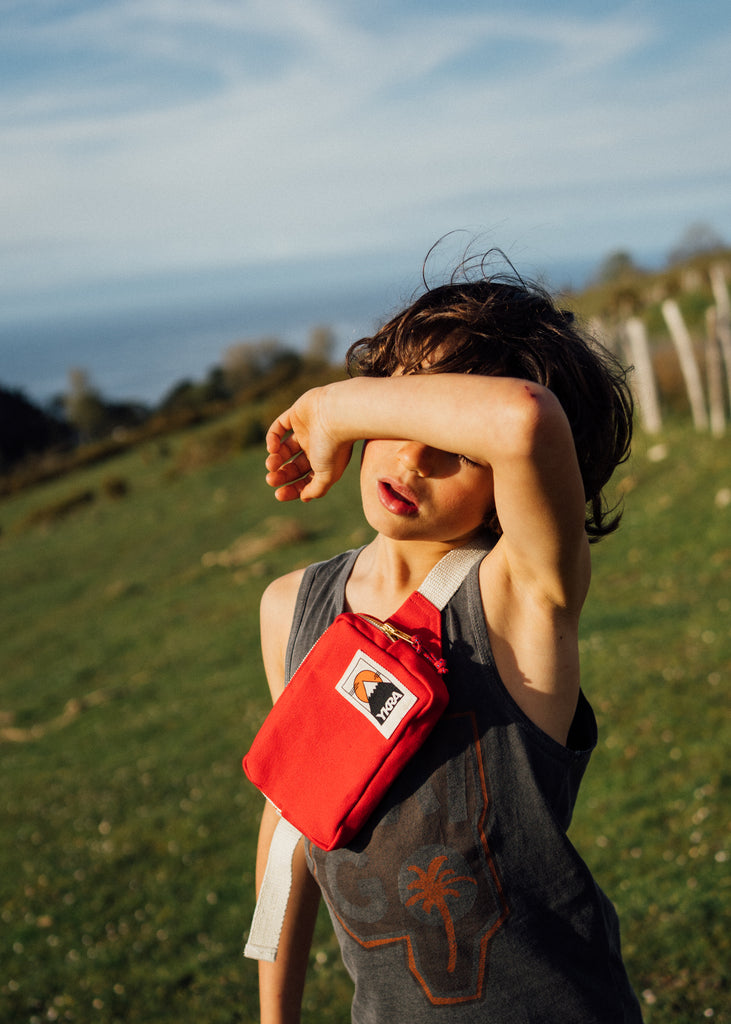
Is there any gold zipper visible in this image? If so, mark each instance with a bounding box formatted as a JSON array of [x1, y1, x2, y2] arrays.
[[356, 613, 415, 646], [355, 613, 448, 676]]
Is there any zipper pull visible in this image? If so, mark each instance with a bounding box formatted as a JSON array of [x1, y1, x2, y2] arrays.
[[410, 636, 448, 675], [357, 614, 414, 644], [356, 614, 448, 675]]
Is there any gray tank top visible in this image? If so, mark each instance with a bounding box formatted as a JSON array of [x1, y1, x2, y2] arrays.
[[285, 548, 643, 1024]]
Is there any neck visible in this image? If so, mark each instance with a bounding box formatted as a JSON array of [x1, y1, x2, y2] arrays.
[[346, 534, 484, 618], [367, 536, 454, 587]]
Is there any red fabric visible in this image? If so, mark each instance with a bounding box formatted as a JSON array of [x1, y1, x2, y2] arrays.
[[243, 594, 448, 851]]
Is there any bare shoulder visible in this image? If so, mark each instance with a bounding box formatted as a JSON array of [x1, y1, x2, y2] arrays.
[[259, 567, 307, 702], [261, 567, 307, 622]]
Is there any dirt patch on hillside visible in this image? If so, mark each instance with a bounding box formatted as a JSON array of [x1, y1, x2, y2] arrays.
[[0, 684, 128, 744], [201, 516, 309, 576]]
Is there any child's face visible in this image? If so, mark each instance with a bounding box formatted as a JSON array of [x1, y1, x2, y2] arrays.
[[359, 438, 495, 546]]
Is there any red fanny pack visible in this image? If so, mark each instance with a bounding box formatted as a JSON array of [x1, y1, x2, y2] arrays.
[[244, 590, 450, 852], [242, 544, 485, 961]]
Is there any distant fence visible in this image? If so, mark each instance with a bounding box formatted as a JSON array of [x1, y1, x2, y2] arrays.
[[594, 263, 731, 436]]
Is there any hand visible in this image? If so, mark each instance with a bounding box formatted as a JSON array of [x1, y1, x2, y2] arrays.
[[264, 387, 354, 502]]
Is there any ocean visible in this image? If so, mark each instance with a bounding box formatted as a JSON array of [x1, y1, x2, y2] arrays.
[[1, 280, 404, 408], [1, 253, 597, 409]]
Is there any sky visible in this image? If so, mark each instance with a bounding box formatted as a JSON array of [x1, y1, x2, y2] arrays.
[[2, 0, 731, 402]]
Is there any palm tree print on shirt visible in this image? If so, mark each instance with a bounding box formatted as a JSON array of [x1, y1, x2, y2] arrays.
[[308, 711, 510, 1004], [405, 853, 478, 973]]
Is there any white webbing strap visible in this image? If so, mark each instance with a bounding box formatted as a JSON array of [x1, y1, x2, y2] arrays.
[[244, 815, 302, 961], [417, 543, 488, 610], [244, 542, 488, 961]]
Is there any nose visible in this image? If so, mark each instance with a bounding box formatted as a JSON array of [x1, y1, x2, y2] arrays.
[[397, 441, 438, 477]]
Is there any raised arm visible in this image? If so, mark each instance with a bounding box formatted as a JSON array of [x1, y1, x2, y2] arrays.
[[265, 374, 589, 608]]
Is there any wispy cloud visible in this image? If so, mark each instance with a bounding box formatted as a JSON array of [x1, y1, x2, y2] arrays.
[[1, 0, 730, 307]]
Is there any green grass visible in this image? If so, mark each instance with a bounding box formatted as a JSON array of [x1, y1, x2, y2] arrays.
[[1, 417, 729, 1023]]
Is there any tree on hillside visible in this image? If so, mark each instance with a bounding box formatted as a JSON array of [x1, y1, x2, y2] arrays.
[[306, 325, 336, 367], [64, 369, 111, 442], [158, 368, 229, 414], [668, 222, 726, 266], [221, 338, 293, 395], [589, 251, 645, 319], [63, 369, 148, 442], [593, 250, 641, 285], [0, 385, 73, 471]]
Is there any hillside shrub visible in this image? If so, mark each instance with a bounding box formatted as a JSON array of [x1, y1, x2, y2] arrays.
[[101, 476, 129, 499], [172, 411, 266, 474], [20, 488, 95, 528]]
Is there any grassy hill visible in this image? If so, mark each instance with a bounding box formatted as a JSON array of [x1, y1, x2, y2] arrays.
[[568, 248, 731, 326], [1, 410, 729, 1023]]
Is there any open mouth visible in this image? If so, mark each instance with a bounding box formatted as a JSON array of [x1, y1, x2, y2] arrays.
[[377, 479, 419, 516]]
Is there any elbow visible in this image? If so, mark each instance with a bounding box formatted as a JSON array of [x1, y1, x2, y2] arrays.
[[505, 382, 569, 459]]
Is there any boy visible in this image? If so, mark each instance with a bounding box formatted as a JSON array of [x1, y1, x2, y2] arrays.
[[252, 261, 642, 1022]]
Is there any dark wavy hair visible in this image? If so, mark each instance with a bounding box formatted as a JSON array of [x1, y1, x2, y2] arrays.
[[347, 253, 633, 540]]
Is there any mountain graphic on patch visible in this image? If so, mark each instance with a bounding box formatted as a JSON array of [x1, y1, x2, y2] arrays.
[[354, 669, 404, 721], [335, 652, 418, 738]]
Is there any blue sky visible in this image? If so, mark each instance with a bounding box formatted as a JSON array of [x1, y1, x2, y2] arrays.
[[2, 0, 731, 398]]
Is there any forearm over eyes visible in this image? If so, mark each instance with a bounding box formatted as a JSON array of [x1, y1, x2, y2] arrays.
[[323, 373, 588, 572], [321, 374, 564, 466]]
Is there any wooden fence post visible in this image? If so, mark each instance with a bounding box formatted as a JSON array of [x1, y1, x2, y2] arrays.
[[710, 264, 731, 403], [589, 317, 615, 355], [661, 299, 709, 431], [623, 317, 662, 434], [705, 307, 726, 437]]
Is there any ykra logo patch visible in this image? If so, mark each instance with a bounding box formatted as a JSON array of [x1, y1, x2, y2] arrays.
[[335, 651, 418, 739]]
